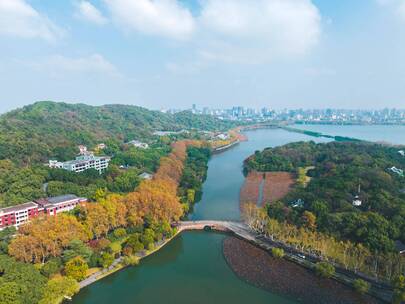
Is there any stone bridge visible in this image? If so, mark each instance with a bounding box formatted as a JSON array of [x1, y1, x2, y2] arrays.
[[177, 220, 257, 242]]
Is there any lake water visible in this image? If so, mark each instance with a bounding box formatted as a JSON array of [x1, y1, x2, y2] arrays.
[[72, 125, 402, 304], [293, 124, 405, 145]]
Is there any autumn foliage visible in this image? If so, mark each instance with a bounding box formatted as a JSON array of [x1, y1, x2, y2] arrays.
[[9, 214, 88, 263], [9, 140, 198, 263], [242, 203, 405, 282], [124, 179, 182, 224]]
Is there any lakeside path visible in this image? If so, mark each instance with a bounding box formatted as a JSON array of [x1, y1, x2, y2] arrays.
[[79, 220, 250, 289], [78, 220, 392, 303], [78, 221, 249, 289], [79, 236, 176, 288], [177, 221, 393, 303]]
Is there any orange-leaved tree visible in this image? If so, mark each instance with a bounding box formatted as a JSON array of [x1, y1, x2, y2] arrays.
[[9, 214, 88, 263]]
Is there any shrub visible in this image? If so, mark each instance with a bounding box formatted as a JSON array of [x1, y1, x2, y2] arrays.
[[39, 276, 79, 304], [353, 279, 370, 294], [109, 242, 122, 256], [122, 246, 133, 257], [315, 262, 335, 278], [146, 242, 155, 251], [271, 248, 285, 259], [125, 234, 144, 253], [140, 229, 155, 248], [123, 255, 139, 267], [41, 257, 62, 277], [64, 257, 88, 281], [113, 228, 127, 239], [392, 275, 405, 304], [88, 253, 100, 268], [88, 238, 111, 253], [99, 252, 114, 269]]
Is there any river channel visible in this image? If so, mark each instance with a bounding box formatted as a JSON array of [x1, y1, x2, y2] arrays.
[[72, 126, 404, 304]]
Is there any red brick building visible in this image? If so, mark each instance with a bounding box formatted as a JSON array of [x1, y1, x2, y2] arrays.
[[0, 194, 87, 230]]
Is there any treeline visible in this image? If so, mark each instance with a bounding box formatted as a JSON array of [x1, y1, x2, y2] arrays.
[[281, 126, 361, 142], [178, 146, 211, 213], [0, 101, 235, 164], [0, 140, 200, 303], [244, 141, 405, 253], [242, 203, 405, 284], [0, 100, 234, 207]]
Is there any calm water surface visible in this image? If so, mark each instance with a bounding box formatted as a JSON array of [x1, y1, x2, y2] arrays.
[[76, 126, 399, 304], [293, 124, 405, 145]]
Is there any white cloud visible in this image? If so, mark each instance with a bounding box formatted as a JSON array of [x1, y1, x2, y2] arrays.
[[74, 1, 107, 25], [305, 67, 336, 77], [104, 0, 195, 39], [376, 0, 405, 19], [28, 54, 121, 77], [199, 0, 321, 56], [0, 0, 62, 41], [376, 0, 392, 5], [399, 0, 405, 18]]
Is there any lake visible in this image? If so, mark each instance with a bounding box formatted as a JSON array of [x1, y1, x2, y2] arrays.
[[293, 124, 405, 145], [72, 125, 403, 304]]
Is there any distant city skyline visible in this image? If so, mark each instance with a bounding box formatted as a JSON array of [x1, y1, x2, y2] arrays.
[[166, 105, 405, 124], [1, 0, 405, 113], [1, 101, 405, 115]]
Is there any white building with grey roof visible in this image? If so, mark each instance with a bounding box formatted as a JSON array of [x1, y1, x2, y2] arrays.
[[49, 153, 110, 174]]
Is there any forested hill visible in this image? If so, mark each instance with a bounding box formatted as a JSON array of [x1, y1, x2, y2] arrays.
[[0, 101, 234, 164], [244, 141, 405, 253]]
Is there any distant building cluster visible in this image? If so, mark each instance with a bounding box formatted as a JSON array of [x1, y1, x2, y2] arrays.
[[127, 140, 149, 149], [216, 133, 230, 140], [153, 130, 189, 136], [389, 166, 404, 177], [0, 195, 87, 230], [49, 145, 110, 174], [163, 105, 405, 125], [138, 172, 153, 180]]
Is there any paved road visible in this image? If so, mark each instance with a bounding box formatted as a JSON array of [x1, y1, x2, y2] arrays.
[[79, 257, 122, 288], [77, 220, 392, 302], [179, 220, 392, 303]]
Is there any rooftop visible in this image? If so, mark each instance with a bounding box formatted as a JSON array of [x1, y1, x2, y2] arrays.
[[63, 155, 110, 166], [0, 202, 38, 215], [395, 240, 405, 253], [47, 194, 80, 205], [139, 172, 153, 179]]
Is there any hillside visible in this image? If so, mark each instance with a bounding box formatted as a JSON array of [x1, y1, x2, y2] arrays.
[[244, 141, 405, 253], [0, 101, 235, 164]]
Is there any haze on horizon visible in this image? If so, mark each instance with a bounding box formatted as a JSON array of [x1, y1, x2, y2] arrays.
[[1, 0, 405, 114]]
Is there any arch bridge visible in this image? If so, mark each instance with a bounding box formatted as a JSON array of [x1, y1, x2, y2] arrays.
[[177, 220, 256, 242]]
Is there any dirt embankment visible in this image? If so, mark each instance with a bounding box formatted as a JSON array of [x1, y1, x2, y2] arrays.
[[223, 237, 382, 304], [262, 172, 294, 205], [230, 127, 248, 142], [240, 171, 264, 206], [240, 171, 294, 208]]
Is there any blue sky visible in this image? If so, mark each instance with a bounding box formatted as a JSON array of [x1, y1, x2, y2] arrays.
[[0, 0, 405, 113]]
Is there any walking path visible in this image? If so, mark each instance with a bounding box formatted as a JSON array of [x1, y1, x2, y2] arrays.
[[79, 257, 123, 288], [77, 220, 392, 302], [179, 220, 392, 303]]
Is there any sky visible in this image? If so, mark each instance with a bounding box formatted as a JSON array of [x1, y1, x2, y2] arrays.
[[0, 0, 405, 113]]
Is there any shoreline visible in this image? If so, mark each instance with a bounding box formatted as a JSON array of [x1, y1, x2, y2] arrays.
[[76, 221, 393, 304], [75, 125, 397, 302], [212, 139, 240, 154], [223, 236, 383, 304], [79, 229, 183, 289]]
